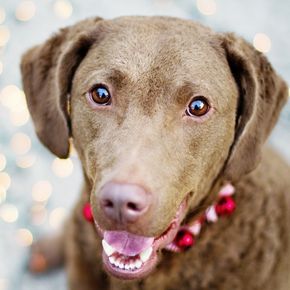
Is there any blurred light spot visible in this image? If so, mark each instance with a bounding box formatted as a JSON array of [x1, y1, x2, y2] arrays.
[[0, 204, 18, 223], [196, 0, 217, 16], [0, 61, 3, 75], [30, 204, 47, 225], [53, 0, 72, 19], [0, 186, 6, 204], [69, 141, 78, 157], [52, 158, 73, 177], [0, 172, 11, 190], [15, 0, 36, 22], [11, 133, 31, 155], [0, 154, 6, 171], [253, 33, 271, 53], [49, 207, 67, 229], [32, 180, 52, 203], [0, 278, 8, 290], [17, 228, 33, 247], [0, 85, 27, 112], [16, 154, 36, 168], [10, 109, 30, 126], [0, 25, 10, 47], [0, 8, 6, 24]]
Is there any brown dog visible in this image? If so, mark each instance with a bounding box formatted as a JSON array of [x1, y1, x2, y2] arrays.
[[21, 16, 290, 290]]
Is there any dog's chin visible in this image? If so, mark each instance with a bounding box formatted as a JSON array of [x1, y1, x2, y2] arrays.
[[94, 198, 188, 280]]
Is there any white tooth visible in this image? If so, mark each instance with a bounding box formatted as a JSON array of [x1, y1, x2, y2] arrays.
[[129, 263, 135, 270], [113, 257, 118, 265], [135, 260, 142, 269], [133, 261, 139, 270], [124, 263, 130, 270], [115, 257, 122, 268], [131, 262, 136, 270], [109, 256, 115, 265], [140, 247, 153, 263], [119, 262, 124, 269], [102, 239, 115, 256]]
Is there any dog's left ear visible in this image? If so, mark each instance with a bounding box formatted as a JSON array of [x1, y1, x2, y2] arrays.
[[221, 33, 288, 181]]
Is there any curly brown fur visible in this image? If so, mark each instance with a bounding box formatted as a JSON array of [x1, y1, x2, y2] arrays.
[[21, 16, 290, 290]]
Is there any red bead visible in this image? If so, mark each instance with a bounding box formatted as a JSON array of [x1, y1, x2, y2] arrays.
[[215, 196, 236, 216], [174, 229, 195, 249], [83, 202, 94, 222]]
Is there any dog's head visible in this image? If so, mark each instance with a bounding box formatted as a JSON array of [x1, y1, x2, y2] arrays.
[[21, 16, 288, 279]]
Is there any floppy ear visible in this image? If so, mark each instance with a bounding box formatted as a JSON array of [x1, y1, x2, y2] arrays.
[[20, 17, 102, 158], [221, 33, 288, 181]]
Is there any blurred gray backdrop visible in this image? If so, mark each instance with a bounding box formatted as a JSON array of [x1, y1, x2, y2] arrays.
[[0, 1, 289, 290]]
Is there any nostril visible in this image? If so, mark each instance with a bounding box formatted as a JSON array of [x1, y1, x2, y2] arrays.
[[103, 199, 114, 208], [127, 202, 139, 211]]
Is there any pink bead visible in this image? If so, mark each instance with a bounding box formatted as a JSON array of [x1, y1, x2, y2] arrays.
[[188, 221, 202, 236], [205, 206, 218, 222], [174, 229, 195, 250], [219, 184, 235, 197], [83, 202, 94, 222], [215, 196, 236, 216]]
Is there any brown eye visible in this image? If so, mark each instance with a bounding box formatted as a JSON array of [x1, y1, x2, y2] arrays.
[[89, 85, 111, 105], [186, 96, 210, 117]]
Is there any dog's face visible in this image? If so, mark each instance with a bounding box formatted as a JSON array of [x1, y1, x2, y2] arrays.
[[21, 16, 287, 280], [71, 18, 238, 232]]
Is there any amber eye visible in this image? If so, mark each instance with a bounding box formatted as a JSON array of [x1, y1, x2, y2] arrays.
[[186, 96, 210, 117], [89, 85, 111, 105]]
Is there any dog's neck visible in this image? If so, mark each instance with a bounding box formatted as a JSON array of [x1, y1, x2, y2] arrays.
[[164, 183, 236, 252]]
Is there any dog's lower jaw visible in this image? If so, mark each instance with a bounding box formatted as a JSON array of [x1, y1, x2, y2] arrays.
[[94, 197, 188, 280], [102, 250, 159, 280]]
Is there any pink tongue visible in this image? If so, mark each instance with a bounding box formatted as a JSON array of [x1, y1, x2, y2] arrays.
[[104, 231, 154, 256]]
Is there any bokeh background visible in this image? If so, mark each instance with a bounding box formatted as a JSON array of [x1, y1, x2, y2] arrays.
[[0, 0, 289, 289]]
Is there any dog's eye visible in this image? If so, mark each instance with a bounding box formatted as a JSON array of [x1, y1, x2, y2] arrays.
[[89, 85, 111, 105], [186, 96, 210, 117]]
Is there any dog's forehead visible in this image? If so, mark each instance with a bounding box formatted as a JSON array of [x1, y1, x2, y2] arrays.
[[94, 17, 225, 78], [75, 17, 237, 110]]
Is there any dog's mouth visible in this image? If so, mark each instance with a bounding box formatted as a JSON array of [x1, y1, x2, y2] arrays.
[[94, 198, 188, 280]]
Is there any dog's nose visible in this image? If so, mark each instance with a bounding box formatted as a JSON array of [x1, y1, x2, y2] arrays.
[[99, 182, 152, 224]]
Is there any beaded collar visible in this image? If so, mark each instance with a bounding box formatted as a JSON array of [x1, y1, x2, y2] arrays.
[[82, 184, 236, 253]]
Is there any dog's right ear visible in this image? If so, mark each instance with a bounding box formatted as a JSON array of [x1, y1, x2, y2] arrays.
[[21, 17, 103, 158]]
